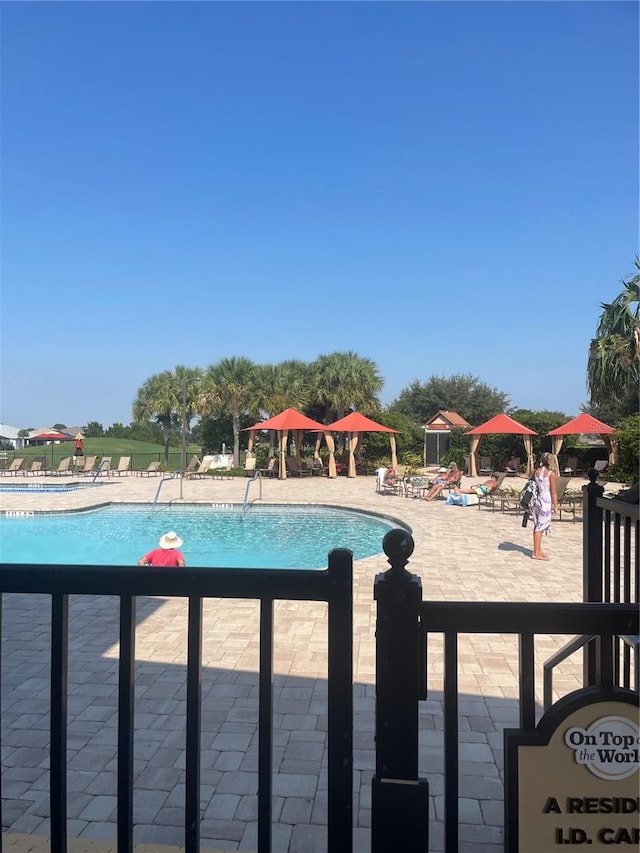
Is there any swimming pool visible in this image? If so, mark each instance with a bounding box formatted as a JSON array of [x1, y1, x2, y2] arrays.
[[0, 504, 404, 570]]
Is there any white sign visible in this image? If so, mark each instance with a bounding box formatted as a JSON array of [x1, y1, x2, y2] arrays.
[[565, 715, 640, 781]]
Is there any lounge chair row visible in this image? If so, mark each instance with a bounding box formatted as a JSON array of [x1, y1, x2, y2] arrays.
[[0, 456, 165, 477], [243, 456, 327, 478]]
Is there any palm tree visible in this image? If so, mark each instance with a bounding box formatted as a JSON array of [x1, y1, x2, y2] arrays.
[[201, 357, 260, 466], [587, 260, 640, 411], [174, 365, 205, 468], [132, 371, 177, 463], [309, 351, 383, 423], [255, 361, 310, 415], [254, 361, 311, 457]]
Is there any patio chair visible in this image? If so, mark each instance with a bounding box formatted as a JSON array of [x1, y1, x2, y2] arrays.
[[81, 456, 98, 476], [478, 456, 493, 475], [23, 459, 44, 476], [562, 456, 582, 477], [505, 457, 520, 476], [51, 456, 72, 476], [355, 461, 376, 476], [2, 458, 24, 476], [244, 456, 257, 476], [140, 461, 161, 476], [259, 457, 277, 478], [184, 455, 200, 474], [559, 487, 583, 522], [380, 465, 404, 495], [476, 473, 511, 511], [111, 456, 131, 477], [188, 455, 215, 479], [288, 457, 312, 477], [554, 476, 572, 504], [441, 465, 463, 497], [309, 457, 327, 476]]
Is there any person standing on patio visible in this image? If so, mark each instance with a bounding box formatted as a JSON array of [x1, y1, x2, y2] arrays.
[[74, 433, 84, 457], [530, 453, 559, 561], [138, 531, 186, 567]]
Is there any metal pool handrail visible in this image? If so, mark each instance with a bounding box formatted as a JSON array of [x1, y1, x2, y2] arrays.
[[90, 459, 110, 483], [243, 470, 262, 514], [152, 472, 180, 512]]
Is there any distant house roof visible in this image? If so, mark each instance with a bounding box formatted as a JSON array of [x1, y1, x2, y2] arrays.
[[0, 423, 21, 441], [64, 426, 84, 438], [423, 410, 472, 432]]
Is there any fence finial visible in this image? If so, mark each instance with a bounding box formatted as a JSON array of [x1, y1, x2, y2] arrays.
[[382, 528, 414, 578]]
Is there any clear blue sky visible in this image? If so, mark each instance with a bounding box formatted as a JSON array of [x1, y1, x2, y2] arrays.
[[1, 1, 637, 429]]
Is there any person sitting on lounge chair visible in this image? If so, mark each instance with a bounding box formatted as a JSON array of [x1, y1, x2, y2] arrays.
[[424, 462, 461, 501], [452, 474, 499, 497], [383, 466, 397, 488]]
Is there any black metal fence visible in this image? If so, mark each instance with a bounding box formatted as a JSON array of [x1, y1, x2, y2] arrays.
[[0, 553, 354, 853], [1, 470, 637, 851], [371, 474, 639, 853]]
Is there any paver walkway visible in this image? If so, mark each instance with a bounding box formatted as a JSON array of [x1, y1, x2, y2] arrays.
[[1, 470, 600, 851]]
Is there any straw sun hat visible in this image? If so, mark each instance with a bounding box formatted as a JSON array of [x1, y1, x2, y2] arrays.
[[159, 531, 183, 550]]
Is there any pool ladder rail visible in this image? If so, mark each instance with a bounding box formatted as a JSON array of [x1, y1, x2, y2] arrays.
[[149, 469, 263, 514], [90, 459, 110, 483], [151, 471, 181, 512], [243, 470, 262, 514]]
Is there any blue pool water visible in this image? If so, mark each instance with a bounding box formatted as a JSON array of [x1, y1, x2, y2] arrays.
[[0, 504, 400, 570]]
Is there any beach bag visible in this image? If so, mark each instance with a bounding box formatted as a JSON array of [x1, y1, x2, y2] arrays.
[[519, 476, 538, 509]]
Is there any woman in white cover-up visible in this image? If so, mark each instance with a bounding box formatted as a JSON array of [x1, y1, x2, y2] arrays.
[[530, 452, 559, 561]]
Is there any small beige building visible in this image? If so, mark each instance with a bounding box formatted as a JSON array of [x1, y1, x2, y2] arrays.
[[422, 410, 472, 466]]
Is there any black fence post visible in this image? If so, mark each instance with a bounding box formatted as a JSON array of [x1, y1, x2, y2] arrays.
[[372, 529, 429, 853], [582, 470, 605, 686], [327, 547, 354, 853]]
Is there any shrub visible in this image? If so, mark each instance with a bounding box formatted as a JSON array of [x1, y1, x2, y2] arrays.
[[607, 413, 639, 485], [440, 449, 466, 469]]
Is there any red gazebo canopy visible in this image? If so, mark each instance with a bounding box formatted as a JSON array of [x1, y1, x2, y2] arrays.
[[244, 407, 325, 432], [464, 414, 537, 476], [465, 413, 537, 436], [243, 408, 327, 479], [325, 412, 398, 477], [547, 413, 618, 464], [547, 414, 615, 436], [325, 412, 398, 434]]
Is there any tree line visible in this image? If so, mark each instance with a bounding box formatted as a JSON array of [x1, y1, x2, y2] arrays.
[[51, 262, 638, 479]]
